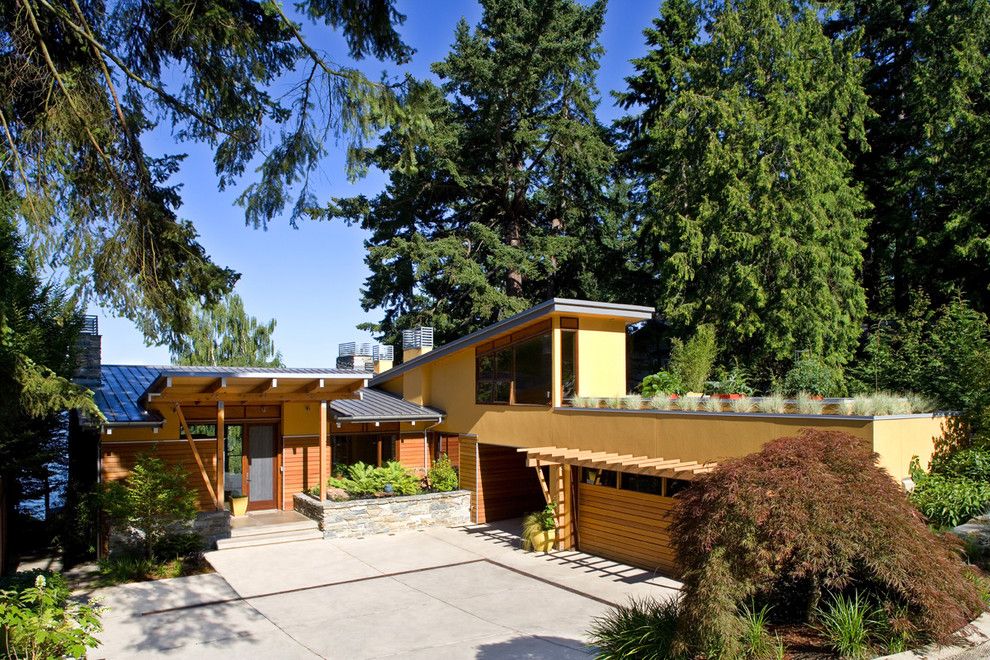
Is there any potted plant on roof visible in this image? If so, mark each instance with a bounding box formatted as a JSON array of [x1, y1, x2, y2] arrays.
[[710, 364, 753, 400], [228, 491, 248, 517], [522, 502, 557, 552]]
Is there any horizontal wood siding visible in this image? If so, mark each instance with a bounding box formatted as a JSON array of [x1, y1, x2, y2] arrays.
[[102, 441, 219, 511], [577, 482, 679, 575], [476, 444, 544, 523], [396, 436, 426, 472], [282, 436, 329, 511]]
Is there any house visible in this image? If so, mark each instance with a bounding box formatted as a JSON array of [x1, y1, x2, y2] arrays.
[[78, 299, 948, 574]]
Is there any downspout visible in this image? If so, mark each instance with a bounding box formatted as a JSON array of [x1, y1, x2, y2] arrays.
[[422, 417, 443, 472]]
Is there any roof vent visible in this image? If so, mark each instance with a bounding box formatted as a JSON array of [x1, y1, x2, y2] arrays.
[[338, 341, 373, 357], [373, 344, 394, 361], [401, 327, 434, 350]]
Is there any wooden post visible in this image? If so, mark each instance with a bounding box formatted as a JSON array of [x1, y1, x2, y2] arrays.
[[176, 404, 219, 506], [216, 402, 225, 510], [377, 437, 383, 467], [550, 463, 574, 550], [319, 400, 327, 502]]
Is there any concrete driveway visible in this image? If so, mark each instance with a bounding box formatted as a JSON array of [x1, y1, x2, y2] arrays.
[[93, 522, 680, 659]]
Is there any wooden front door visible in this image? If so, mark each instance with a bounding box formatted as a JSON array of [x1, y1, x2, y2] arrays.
[[244, 424, 278, 511]]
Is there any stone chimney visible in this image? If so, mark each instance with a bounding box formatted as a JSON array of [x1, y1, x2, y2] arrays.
[[373, 344, 394, 374], [336, 342, 374, 372], [75, 315, 101, 384], [402, 327, 434, 362]]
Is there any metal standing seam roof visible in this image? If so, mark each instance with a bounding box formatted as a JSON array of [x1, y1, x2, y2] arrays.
[[94, 365, 165, 425], [330, 388, 444, 422], [92, 365, 439, 426]]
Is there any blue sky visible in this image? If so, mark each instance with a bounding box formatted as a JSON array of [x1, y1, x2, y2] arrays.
[[93, 0, 660, 366]]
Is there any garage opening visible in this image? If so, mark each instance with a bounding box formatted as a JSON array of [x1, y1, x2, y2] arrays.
[[461, 440, 545, 523]]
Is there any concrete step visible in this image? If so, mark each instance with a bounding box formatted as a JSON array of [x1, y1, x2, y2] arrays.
[[216, 527, 323, 550], [229, 518, 318, 538]]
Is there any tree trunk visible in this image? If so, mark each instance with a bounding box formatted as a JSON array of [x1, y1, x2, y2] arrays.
[[506, 214, 523, 297]]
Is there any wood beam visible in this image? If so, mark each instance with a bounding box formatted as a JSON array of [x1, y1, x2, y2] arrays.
[[304, 378, 325, 393], [319, 400, 327, 502], [209, 377, 227, 395], [175, 404, 218, 505], [216, 402, 225, 510], [534, 461, 553, 506], [152, 390, 360, 405], [251, 378, 277, 394]]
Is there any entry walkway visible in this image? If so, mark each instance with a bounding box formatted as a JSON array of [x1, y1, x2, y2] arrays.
[[93, 521, 681, 659]]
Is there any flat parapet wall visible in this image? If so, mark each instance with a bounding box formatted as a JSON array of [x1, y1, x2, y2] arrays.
[[293, 491, 471, 539]]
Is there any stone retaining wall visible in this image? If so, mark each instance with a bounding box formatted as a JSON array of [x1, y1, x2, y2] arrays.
[[293, 490, 471, 539]]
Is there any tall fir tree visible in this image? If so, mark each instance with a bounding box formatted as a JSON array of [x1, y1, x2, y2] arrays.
[[617, 0, 871, 378], [327, 0, 630, 346], [171, 294, 283, 367], [1, 0, 423, 347], [829, 1, 990, 315]]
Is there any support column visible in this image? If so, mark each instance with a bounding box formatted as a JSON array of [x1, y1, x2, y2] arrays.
[[216, 402, 225, 510], [550, 463, 574, 550], [319, 400, 327, 502]]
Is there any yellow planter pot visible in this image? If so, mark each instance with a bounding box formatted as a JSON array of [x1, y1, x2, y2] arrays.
[[230, 496, 249, 517], [528, 529, 556, 553]]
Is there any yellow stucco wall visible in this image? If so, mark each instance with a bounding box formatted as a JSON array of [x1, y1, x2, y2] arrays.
[[574, 316, 628, 398], [871, 415, 948, 481]]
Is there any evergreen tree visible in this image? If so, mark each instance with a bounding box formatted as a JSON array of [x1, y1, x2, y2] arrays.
[[0, 199, 98, 572], [617, 0, 870, 378], [0, 0, 423, 347], [327, 0, 626, 345], [829, 1, 990, 315], [171, 294, 283, 367]]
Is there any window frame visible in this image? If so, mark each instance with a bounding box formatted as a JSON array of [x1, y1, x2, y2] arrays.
[[475, 321, 553, 406]]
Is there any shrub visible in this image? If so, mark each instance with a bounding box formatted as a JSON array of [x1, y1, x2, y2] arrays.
[[672, 429, 985, 656], [101, 454, 198, 559], [932, 446, 990, 482], [0, 574, 102, 659], [0, 570, 69, 607], [814, 592, 880, 659], [588, 597, 682, 660], [710, 363, 754, 396], [329, 461, 422, 497], [910, 473, 990, 528], [781, 355, 844, 396], [427, 454, 458, 492], [521, 502, 556, 551], [669, 325, 717, 393], [640, 370, 684, 397], [98, 555, 184, 585]]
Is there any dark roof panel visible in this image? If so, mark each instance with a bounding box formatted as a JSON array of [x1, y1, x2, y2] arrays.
[[94, 365, 163, 425]]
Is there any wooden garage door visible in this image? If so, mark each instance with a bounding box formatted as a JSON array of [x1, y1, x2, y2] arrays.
[[577, 482, 679, 575]]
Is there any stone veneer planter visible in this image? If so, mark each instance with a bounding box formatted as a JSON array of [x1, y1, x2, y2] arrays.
[[293, 490, 471, 539]]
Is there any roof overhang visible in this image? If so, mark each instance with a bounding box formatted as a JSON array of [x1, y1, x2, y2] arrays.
[[141, 371, 369, 406], [519, 446, 716, 480], [371, 298, 655, 386]]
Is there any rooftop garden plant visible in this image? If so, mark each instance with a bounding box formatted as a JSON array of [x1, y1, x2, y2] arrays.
[[781, 354, 845, 397], [669, 324, 717, 393], [669, 429, 984, 657], [640, 370, 684, 397]]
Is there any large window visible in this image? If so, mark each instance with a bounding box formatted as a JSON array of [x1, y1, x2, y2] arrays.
[[561, 330, 576, 400], [476, 328, 552, 405]]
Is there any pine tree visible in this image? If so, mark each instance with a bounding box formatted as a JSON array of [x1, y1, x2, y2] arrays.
[[327, 0, 625, 346], [0, 198, 98, 572], [171, 295, 283, 367], [0, 0, 422, 347], [617, 0, 871, 378], [829, 1, 990, 315]]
